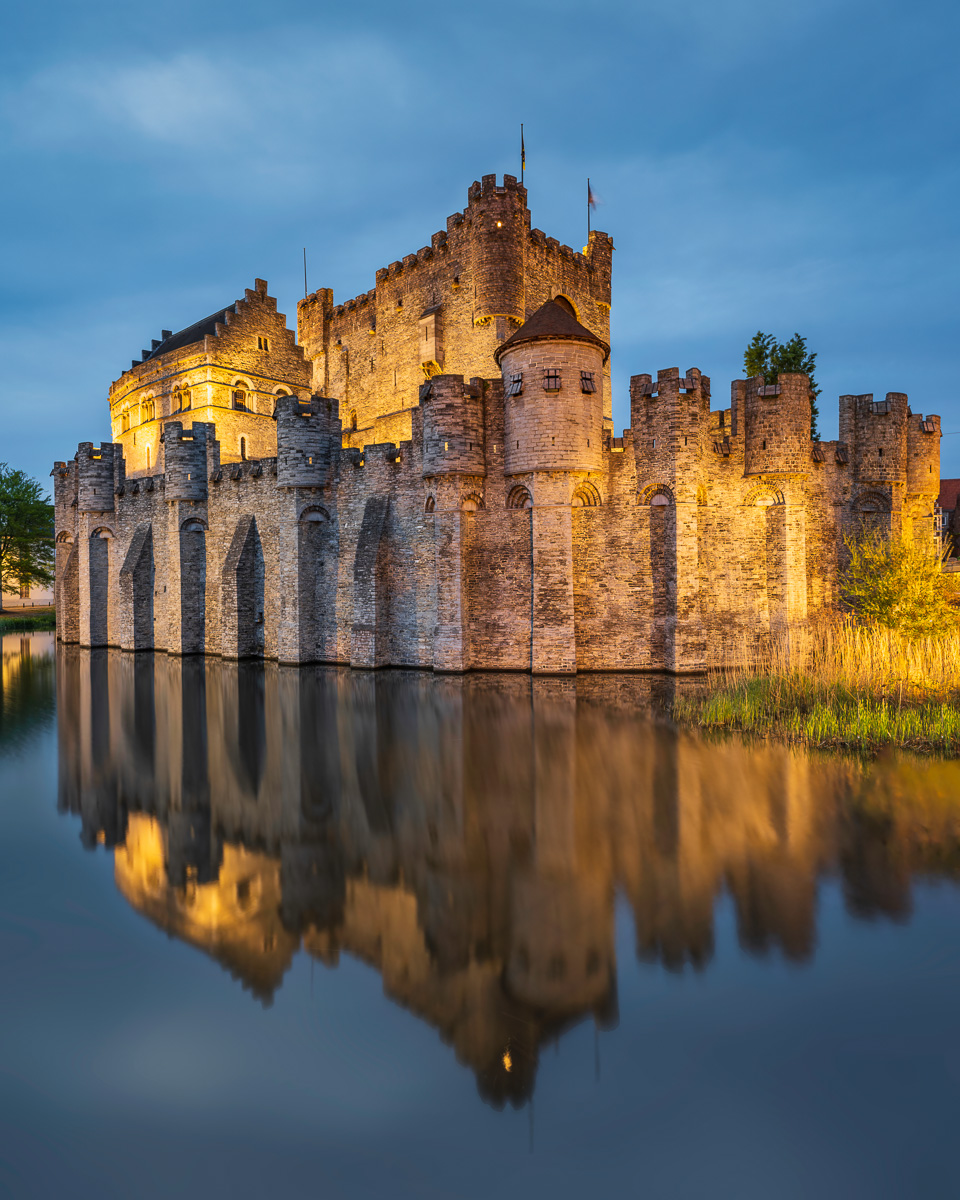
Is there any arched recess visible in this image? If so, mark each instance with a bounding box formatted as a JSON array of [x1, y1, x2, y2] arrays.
[[119, 522, 154, 651], [572, 481, 602, 507], [424, 495, 436, 514], [297, 504, 334, 660], [88, 527, 113, 647], [550, 292, 579, 320], [853, 490, 892, 536], [507, 485, 533, 510], [743, 484, 784, 508], [461, 492, 484, 511], [180, 517, 207, 654], [639, 483, 675, 507], [56, 532, 80, 643], [232, 380, 253, 412], [221, 515, 265, 659]]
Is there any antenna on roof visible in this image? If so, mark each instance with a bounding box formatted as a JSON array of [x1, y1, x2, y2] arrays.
[[303, 248, 308, 299]]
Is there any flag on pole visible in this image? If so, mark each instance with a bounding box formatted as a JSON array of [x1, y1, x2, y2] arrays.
[[521, 124, 525, 183], [587, 177, 596, 234]]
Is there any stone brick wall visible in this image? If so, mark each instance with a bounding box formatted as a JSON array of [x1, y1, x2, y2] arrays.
[[108, 279, 311, 475], [54, 174, 943, 675], [298, 175, 614, 439]]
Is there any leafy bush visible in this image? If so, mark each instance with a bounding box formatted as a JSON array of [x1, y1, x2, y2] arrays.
[[842, 530, 956, 639]]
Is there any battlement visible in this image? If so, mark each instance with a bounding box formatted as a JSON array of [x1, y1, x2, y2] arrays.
[[275, 393, 340, 488], [420, 375, 486, 478], [76, 442, 121, 513]]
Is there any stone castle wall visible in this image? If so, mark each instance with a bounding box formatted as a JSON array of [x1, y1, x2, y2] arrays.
[[55, 173, 942, 674], [298, 175, 614, 441]]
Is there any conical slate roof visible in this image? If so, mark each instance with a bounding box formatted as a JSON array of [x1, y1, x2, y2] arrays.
[[494, 299, 610, 366]]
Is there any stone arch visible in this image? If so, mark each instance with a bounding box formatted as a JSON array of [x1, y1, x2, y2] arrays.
[[119, 522, 154, 651], [506, 485, 533, 509], [232, 379, 252, 411], [572, 481, 601, 507], [298, 504, 330, 524], [424, 495, 436, 514], [742, 484, 784, 508], [854, 489, 891, 514], [461, 492, 484, 511], [180, 516, 206, 653], [639, 483, 674, 507], [56, 530, 74, 544], [221, 515, 265, 659], [550, 291, 579, 320], [88, 528, 113, 647]]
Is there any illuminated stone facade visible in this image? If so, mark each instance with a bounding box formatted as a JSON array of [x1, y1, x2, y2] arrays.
[[54, 173, 942, 673]]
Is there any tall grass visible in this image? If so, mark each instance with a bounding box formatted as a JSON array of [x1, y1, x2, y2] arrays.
[[676, 620, 960, 753], [0, 610, 56, 634]]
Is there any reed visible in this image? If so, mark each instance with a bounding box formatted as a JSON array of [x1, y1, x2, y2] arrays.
[[676, 620, 960, 753]]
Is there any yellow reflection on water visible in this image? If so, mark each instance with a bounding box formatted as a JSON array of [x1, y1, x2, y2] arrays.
[[53, 647, 960, 1105]]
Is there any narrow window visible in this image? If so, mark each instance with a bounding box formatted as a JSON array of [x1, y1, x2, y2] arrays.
[[257, 335, 270, 351], [233, 388, 246, 410], [580, 371, 596, 394], [182, 390, 191, 411], [507, 373, 523, 397], [350, 410, 358, 431], [763, 439, 767, 450], [240, 437, 247, 460], [146, 446, 151, 469], [543, 369, 561, 392], [879, 447, 884, 457]]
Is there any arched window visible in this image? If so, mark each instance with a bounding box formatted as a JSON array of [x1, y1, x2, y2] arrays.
[[142, 399, 155, 422], [424, 495, 436, 513], [349, 410, 358, 431], [460, 493, 484, 511], [233, 383, 248, 411], [120, 411, 130, 434], [180, 389, 191, 411]]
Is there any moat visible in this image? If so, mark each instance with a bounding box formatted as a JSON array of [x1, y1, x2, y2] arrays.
[[2, 633, 959, 1198]]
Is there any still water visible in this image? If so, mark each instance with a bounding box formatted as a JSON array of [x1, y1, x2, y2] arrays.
[[2, 634, 960, 1198]]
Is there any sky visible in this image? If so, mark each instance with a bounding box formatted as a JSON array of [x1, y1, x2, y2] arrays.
[[2, 0, 958, 489]]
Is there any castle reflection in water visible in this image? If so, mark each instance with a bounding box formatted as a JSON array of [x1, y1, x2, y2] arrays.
[[55, 647, 960, 1107]]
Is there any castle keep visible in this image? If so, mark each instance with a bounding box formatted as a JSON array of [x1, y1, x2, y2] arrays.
[[54, 173, 942, 673]]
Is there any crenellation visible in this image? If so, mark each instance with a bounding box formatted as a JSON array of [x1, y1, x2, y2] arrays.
[[58, 171, 943, 673]]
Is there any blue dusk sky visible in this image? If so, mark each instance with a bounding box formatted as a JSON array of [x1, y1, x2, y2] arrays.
[[2, 0, 958, 489]]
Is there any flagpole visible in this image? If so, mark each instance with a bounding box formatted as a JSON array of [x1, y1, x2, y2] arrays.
[[587, 178, 591, 237], [303, 248, 308, 299], [520, 123, 525, 186]]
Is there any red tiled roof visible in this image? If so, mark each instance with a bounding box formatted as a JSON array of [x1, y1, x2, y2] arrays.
[[494, 300, 610, 365], [939, 479, 960, 511]]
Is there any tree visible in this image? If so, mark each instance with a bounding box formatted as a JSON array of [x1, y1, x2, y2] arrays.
[[744, 330, 821, 439], [842, 528, 955, 639], [0, 465, 55, 613]]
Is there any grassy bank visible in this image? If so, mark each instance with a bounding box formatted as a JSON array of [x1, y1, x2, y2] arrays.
[[0, 608, 56, 634], [676, 621, 960, 754]]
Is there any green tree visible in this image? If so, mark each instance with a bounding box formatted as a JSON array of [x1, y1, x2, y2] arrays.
[[743, 330, 821, 439], [842, 528, 955, 639], [0, 465, 55, 613]]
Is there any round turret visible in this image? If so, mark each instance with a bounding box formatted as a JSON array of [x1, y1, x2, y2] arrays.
[[496, 300, 608, 476], [420, 375, 486, 477], [742, 374, 812, 476], [76, 443, 117, 513], [275, 395, 336, 488], [468, 174, 527, 322], [163, 422, 210, 502]]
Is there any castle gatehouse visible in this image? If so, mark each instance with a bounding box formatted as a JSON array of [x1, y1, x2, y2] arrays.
[[53, 174, 942, 673]]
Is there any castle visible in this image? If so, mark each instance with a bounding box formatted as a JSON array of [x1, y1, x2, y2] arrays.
[[53, 173, 942, 672]]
